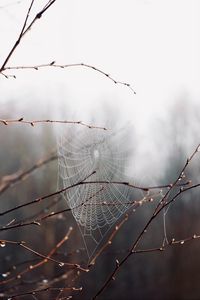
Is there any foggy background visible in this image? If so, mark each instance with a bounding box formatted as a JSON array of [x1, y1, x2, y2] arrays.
[[0, 0, 200, 299]]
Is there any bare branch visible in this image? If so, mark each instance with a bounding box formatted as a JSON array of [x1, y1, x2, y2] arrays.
[[92, 144, 200, 299], [89, 214, 129, 267], [0, 232, 89, 280], [0, 0, 58, 72], [0, 152, 57, 195], [0, 0, 35, 71], [0, 195, 153, 231], [0, 171, 96, 219], [3, 62, 136, 93], [0, 172, 191, 220], [0, 118, 107, 130], [4, 285, 82, 299], [0, 227, 82, 288]]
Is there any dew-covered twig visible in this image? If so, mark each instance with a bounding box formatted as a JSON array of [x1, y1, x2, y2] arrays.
[[4, 285, 82, 299], [0, 118, 107, 130], [3, 62, 136, 93], [0, 227, 87, 287], [92, 144, 200, 299], [89, 214, 129, 267], [0, 228, 74, 286], [0, 172, 191, 221]]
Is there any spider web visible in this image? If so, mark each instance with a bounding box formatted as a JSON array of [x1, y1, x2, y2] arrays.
[[57, 124, 134, 261]]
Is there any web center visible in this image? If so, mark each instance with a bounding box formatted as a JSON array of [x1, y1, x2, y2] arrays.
[[93, 149, 100, 160]]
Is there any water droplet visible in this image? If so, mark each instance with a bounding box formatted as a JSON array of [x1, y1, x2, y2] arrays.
[[180, 240, 184, 245], [59, 262, 64, 267], [1, 273, 8, 278], [42, 279, 48, 283], [33, 221, 41, 226], [0, 242, 6, 248], [193, 234, 197, 239]]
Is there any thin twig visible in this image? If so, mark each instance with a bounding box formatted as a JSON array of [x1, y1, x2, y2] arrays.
[[105, 233, 200, 255], [0, 118, 107, 130], [92, 144, 200, 299], [0, 0, 35, 71], [0, 174, 191, 220], [3, 62, 136, 93], [0, 0, 58, 72], [0, 228, 79, 287], [0, 171, 96, 219], [89, 214, 129, 267], [0, 0, 136, 94], [0, 197, 146, 231], [0, 152, 57, 195], [5, 286, 82, 299], [0, 235, 88, 283]]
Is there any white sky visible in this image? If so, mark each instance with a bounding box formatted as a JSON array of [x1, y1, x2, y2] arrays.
[[0, 0, 199, 180]]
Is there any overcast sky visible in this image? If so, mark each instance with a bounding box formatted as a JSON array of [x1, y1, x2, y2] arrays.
[[0, 0, 199, 180]]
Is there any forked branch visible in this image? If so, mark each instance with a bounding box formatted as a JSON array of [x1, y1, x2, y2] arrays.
[[0, 0, 58, 72]]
